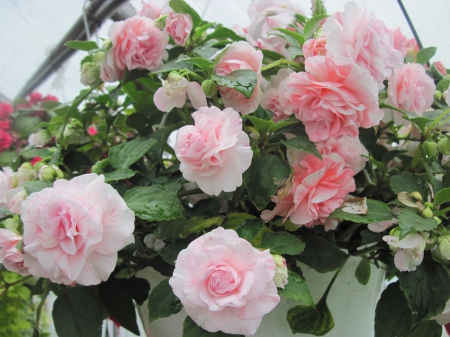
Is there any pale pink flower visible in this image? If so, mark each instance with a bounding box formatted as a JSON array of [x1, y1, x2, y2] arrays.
[[138, 0, 161, 19], [322, 1, 404, 89], [0, 102, 13, 119], [0, 167, 14, 210], [279, 56, 383, 142], [109, 16, 169, 71], [100, 49, 124, 83], [154, 73, 207, 112], [302, 38, 327, 58], [261, 154, 356, 227], [384, 63, 435, 124], [0, 229, 29, 276], [368, 219, 395, 233], [21, 174, 135, 286], [392, 27, 407, 58], [164, 12, 193, 46], [434, 61, 447, 76], [214, 41, 263, 115], [28, 130, 51, 148], [383, 232, 428, 272], [169, 227, 280, 335], [405, 38, 420, 58], [174, 106, 252, 196], [7, 186, 27, 215], [261, 68, 293, 122]]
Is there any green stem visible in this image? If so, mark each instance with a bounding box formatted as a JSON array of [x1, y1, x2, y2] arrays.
[[0, 275, 33, 289], [429, 107, 450, 129], [177, 188, 204, 197], [213, 96, 222, 108], [180, 69, 205, 82], [261, 59, 301, 72], [322, 260, 347, 299], [350, 243, 383, 256], [232, 184, 247, 208], [34, 279, 50, 333]]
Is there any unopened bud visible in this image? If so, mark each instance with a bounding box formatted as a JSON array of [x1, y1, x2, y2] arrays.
[[422, 207, 433, 219], [80, 62, 101, 88], [153, 15, 167, 30], [4, 217, 20, 232], [423, 141, 437, 158], [438, 136, 450, 155], [438, 236, 450, 260], [38, 165, 60, 182], [28, 130, 51, 148], [272, 254, 289, 288], [93, 51, 106, 65], [410, 191, 422, 202], [389, 227, 402, 237], [434, 90, 443, 101], [201, 79, 217, 98], [34, 161, 45, 171], [16, 162, 35, 185]]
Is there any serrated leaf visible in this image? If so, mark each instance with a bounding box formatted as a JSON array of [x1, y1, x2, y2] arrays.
[[23, 181, 53, 194], [416, 47, 437, 65], [261, 231, 305, 255], [211, 69, 257, 99], [236, 218, 264, 241], [246, 115, 274, 135], [65, 40, 98, 51], [103, 169, 136, 182], [177, 57, 212, 72], [295, 236, 348, 273], [282, 137, 322, 159], [390, 172, 426, 196], [409, 320, 442, 337], [278, 270, 314, 307], [148, 279, 181, 323], [182, 316, 244, 337], [303, 14, 329, 38], [398, 209, 438, 237], [330, 199, 394, 224], [398, 258, 450, 324], [221, 213, 256, 230], [109, 138, 157, 170], [155, 216, 224, 242], [124, 186, 184, 222], [354, 258, 371, 285]]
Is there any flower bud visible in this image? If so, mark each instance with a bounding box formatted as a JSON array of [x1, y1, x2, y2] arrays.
[[422, 207, 433, 219], [16, 162, 35, 185], [438, 136, 450, 155], [272, 254, 289, 288], [153, 15, 167, 30], [410, 191, 422, 202], [4, 217, 20, 232], [433, 216, 442, 225], [38, 165, 61, 182], [93, 51, 106, 65], [201, 79, 217, 98], [63, 125, 82, 144], [438, 236, 450, 260], [7, 187, 27, 215], [143, 233, 166, 251], [80, 62, 102, 88], [423, 141, 437, 158], [434, 90, 443, 101], [34, 161, 45, 171], [389, 227, 402, 237], [28, 130, 51, 148], [91, 158, 110, 174]]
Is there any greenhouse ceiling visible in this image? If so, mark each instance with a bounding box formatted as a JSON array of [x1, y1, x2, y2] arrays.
[[0, 0, 448, 104]]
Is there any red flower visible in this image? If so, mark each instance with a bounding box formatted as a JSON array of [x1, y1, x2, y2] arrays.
[[0, 103, 13, 119], [0, 120, 10, 130], [0, 130, 13, 151], [30, 156, 43, 166]]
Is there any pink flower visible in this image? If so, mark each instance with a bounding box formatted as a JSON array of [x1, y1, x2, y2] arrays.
[[261, 68, 293, 122], [169, 227, 280, 335], [174, 106, 252, 196], [0, 120, 10, 130], [88, 125, 98, 136], [302, 38, 327, 58], [261, 154, 355, 227], [384, 63, 435, 124], [322, 2, 404, 89], [109, 16, 169, 71], [43, 94, 58, 102], [7, 186, 27, 215], [0, 130, 13, 152], [100, 49, 124, 83], [287, 135, 369, 174], [279, 56, 383, 142], [0, 102, 13, 118], [21, 174, 135, 285], [138, 0, 161, 19], [434, 61, 447, 76], [0, 229, 29, 276], [154, 73, 207, 112], [28, 92, 43, 104], [164, 12, 193, 46], [214, 41, 263, 115], [406, 38, 420, 58], [0, 167, 14, 211], [392, 28, 407, 58], [383, 232, 428, 272]]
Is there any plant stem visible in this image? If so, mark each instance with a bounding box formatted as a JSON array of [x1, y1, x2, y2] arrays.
[[232, 184, 247, 208], [322, 260, 347, 299], [336, 223, 360, 242], [350, 243, 383, 256], [0, 275, 33, 289], [177, 188, 204, 197], [34, 279, 50, 333]]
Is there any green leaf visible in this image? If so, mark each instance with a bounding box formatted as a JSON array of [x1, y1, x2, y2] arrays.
[[382, 150, 406, 166], [271, 28, 305, 46], [61, 89, 92, 139], [354, 258, 371, 285], [398, 258, 450, 324], [409, 320, 443, 337], [65, 40, 98, 51], [278, 270, 314, 307], [312, 0, 327, 16], [295, 236, 348, 273], [148, 279, 181, 323], [23, 181, 53, 194], [99, 278, 139, 335], [398, 209, 438, 237], [374, 282, 414, 337], [103, 169, 136, 182], [437, 78, 450, 93], [287, 296, 334, 336], [53, 287, 103, 337], [193, 22, 214, 41], [169, 0, 202, 29], [109, 138, 157, 170], [177, 57, 212, 72], [303, 14, 329, 38], [235, 218, 264, 241], [211, 69, 257, 99], [159, 239, 191, 265], [155, 216, 224, 242], [243, 154, 291, 209], [330, 199, 394, 224], [434, 187, 450, 207], [260, 232, 305, 255], [221, 213, 256, 230], [152, 59, 193, 74], [124, 186, 184, 222], [182, 316, 244, 337], [246, 115, 274, 135], [416, 47, 437, 65], [390, 172, 426, 196], [358, 127, 378, 153], [204, 26, 244, 42], [282, 137, 322, 159], [124, 276, 151, 306]]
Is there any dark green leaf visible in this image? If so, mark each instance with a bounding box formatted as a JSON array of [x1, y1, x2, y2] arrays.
[[358, 127, 378, 153], [303, 14, 329, 38], [156, 216, 224, 242], [246, 115, 274, 135], [103, 169, 136, 182], [398, 209, 438, 237], [177, 57, 212, 72], [261, 49, 285, 61], [382, 150, 406, 166], [124, 276, 151, 306], [361, 229, 383, 245], [271, 28, 305, 46], [243, 154, 291, 209], [53, 287, 103, 337], [236, 218, 264, 241], [194, 47, 220, 59], [23, 181, 53, 194], [416, 47, 437, 65], [261, 232, 305, 255], [355, 258, 371, 285], [182, 316, 244, 337], [408, 117, 432, 134], [278, 270, 314, 307], [434, 187, 450, 207], [124, 185, 184, 222], [282, 137, 322, 159], [390, 172, 426, 196], [65, 40, 98, 51], [330, 199, 394, 224], [169, 0, 202, 28], [211, 69, 257, 99], [287, 296, 334, 336], [99, 278, 139, 335], [109, 138, 157, 170], [152, 59, 193, 74], [374, 282, 414, 337], [148, 279, 180, 323], [159, 239, 191, 265], [398, 258, 450, 324], [221, 213, 256, 230], [409, 320, 443, 337], [295, 236, 348, 273]]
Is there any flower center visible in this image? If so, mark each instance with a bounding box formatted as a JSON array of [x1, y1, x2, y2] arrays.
[[207, 263, 241, 296]]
